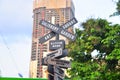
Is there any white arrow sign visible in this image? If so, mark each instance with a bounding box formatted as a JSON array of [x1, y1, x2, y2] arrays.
[[47, 48, 68, 59], [54, 73, 64, 80], [54, 66, 64, 78], [42, 58, 71, 68]]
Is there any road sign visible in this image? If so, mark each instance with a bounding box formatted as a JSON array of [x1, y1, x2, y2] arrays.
[[54, 66, 64, 77], [43, 58, 71, 68], [49, 40, 65, 50], [60, 29, 76, 41], [47, 48, 68, 59], [39, 20, 76, 41], [39, 31, 56, 43], [54, 73, 64, 80], [39, 17, 78, 43], [61, 17, 78, 29]]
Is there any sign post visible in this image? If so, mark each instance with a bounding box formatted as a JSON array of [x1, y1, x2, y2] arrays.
[[39, 17, 77, 80]]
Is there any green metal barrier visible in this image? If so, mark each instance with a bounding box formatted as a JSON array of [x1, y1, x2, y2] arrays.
[[0, 77, 70, 80], [0, 77, 47, 80]]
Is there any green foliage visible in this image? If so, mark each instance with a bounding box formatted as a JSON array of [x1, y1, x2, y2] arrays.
[[67, 18, 120, 80], [110, 0, 120, 16]]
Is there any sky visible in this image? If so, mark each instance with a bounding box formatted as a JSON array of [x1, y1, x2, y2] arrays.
[[0, 0, 120, 78]]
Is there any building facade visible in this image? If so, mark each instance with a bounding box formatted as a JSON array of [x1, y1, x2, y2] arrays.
[[29, 0, 75, 78]]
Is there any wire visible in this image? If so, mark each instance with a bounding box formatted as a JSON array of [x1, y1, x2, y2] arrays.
[[0, 30, 23, 77]]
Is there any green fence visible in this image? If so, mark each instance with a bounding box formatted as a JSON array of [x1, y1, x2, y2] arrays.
[[0, 77, 47, 80], [0, 77, 70, 80]]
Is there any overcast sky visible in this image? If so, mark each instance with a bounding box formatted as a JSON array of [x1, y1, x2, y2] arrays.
[[0, 0, 120, 78]]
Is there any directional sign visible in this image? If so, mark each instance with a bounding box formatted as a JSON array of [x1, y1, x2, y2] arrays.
[[39, 20, 76, 41], [54, 66, 64, 78], [61, 17, 78, 29], [39, 31, 56, 43], [43, 58, 71, 68], [47, 48, 68, 59], [39, 18, 78, 43], [49, 40, 65, 50], [54, 73, 64, 80]]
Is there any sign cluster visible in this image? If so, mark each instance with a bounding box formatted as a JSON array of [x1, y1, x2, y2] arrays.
[[39, 17, 77, 80]]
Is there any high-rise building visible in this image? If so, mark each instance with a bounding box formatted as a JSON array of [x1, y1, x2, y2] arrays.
[[29, 0, 75, 78]]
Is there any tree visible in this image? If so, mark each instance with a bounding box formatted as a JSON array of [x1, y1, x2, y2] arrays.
[[67, 18, 120, 80], [110, 0, 120, 16]]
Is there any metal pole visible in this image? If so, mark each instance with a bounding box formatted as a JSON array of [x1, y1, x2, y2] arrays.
[[48, 24, 60, 80], [56, 24, 59, 40], [48, 65, 54, 80]]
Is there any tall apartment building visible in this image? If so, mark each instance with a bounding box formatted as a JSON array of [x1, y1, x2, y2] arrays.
[[29, 0, 75, 78]]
